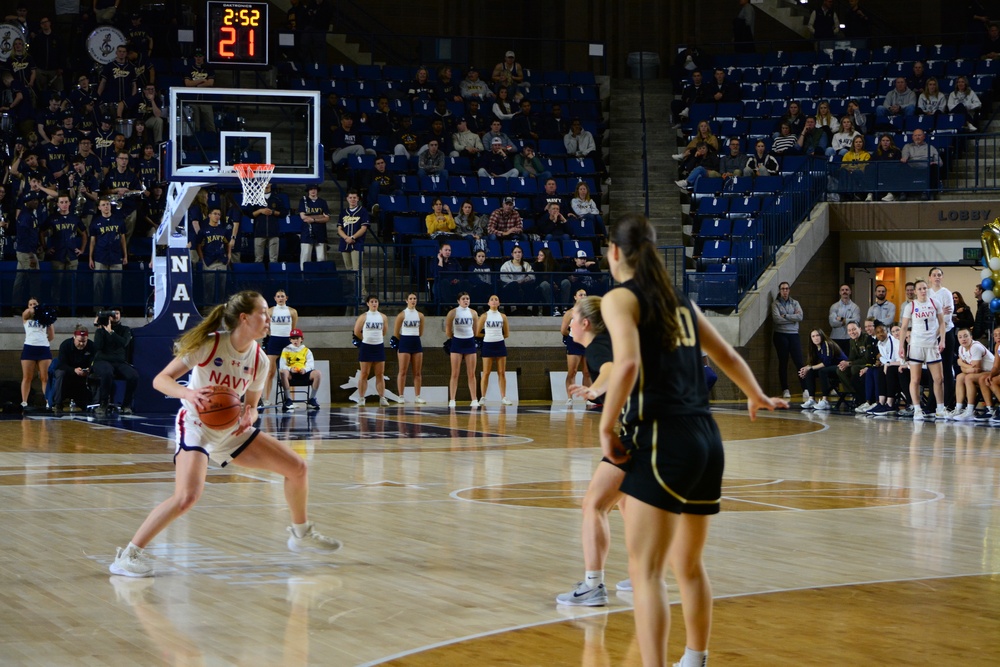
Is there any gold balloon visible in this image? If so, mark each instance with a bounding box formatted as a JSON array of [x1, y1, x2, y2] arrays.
[[982, 217, 1000, 269]]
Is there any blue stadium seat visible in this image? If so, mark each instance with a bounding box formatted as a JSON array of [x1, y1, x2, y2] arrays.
[[904, 115, 935, 132], [509, 177, 539, 195], [728, 196, 761, 218], [533, 240, 563, 259], [420, 176, 449, 193], [377, 194, 409, 214], [696, 197, 729, 218], [356, 64, 382, 80], [542, 86, 570, 103], [397, 174, 420, 193], [393, 216, 424, 238], [449, 175, 479, 194], [724, 176, 753, 197], [693, 177, 725, 200], [563, 239, 595, 258], [566, 217, 597, 239], [823, 80, 851, 98], [689, 103, 716, 126], [330, 63, 356, 79], [856, 63, 887, 79], [502, 240, 528, 258], [743, 101, 774, 118], [935, 114, 964, 133], [827, 64, 857, 80], [696, 218, 732, 238], [571, 86, 598, 103], [381, 65, 409, 82], [946, 60, 975, 77], [699, 240, 730, 262], [538, 139, 567, 156], [544, 71, 570, 85], [780, 155, 808, 175], [740, 68, 769, 84], [541, 157, 567, 175], [409, 194, 438, 212], [449, 240, 474, 258], [384, 155, 410, 172], [717, 120, 749, 140], [715, 102, 742, 120], [793, 81, 822, 100], [567, 157, 596, 177], [571, 71, 596, 86], [445, 156, 473, 175], [346, 154, 375, 171], [740, 82, 766, 100], [730, 218, 760, 239], [747, 119, 774, 138], [731, 240, 760, 262], [479, 177, 510, 195], [752, 175, 783, 194]]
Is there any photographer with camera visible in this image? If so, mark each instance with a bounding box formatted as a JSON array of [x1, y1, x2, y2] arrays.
[[92, 309, 138, 416], [50, 326, 95, 413]]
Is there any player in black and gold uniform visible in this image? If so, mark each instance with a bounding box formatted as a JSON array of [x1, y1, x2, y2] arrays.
[[599, 213, 784, 667]]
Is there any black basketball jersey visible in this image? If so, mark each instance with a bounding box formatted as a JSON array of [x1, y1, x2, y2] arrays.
[[585, 332, 613, 407], [618, 280, 711, 438]]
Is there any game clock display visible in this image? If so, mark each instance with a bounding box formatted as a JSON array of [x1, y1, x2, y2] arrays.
[[206, 1, 269, 67]]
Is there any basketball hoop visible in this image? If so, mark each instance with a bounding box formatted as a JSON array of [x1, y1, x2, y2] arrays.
[[234, 163, 276, 206]]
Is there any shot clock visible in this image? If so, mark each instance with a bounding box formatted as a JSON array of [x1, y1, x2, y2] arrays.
[[206, 1, 270, 67]]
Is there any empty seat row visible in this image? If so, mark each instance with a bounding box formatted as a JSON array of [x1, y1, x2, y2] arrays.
[[715, 59, 1000, 85]]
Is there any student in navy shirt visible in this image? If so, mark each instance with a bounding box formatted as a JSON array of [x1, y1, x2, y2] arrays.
[[12, 197, 46, 308], [298, 185, 330, 268], [89, 198, 128, 309], [44, 193, 88, 305], [197, 206, 231, 304]]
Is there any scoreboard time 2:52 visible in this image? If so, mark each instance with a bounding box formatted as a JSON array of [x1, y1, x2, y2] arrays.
[[206, 1, 270, 67]]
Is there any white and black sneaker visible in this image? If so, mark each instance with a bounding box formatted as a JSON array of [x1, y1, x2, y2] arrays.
[[287, 523, 342, 554], [555, 581, 608, 607], [109, 544, 154, 578]]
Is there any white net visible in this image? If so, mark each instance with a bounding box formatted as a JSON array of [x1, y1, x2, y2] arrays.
[[234, 164, 276, 206]]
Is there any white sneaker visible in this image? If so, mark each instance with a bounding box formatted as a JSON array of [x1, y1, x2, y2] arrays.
[[782, 389, 791, 399], [566, 397, 574, 405], [815, 399, 831, 410], [801, 398, 816, 409], [967, 123, 978, 132], [555, 581, 608, 606], [865, 193, 873, 201], [854, 402, 872, 414], [379, 397, 390, 406], [935, 407, 948, 420], [676, 179, 690, 190], [286, 523, 342, 554], [881, 193, 895, 202], [109, 544, 154, 578], [470, 399, 480, 408], [615, 578, 632, 592], [414, 396, 427, 404], [448, 400, 456, 407], [477, 397, 486, 405], [802, 390, 810, 400], [501, 397, 513, 405], [954, 406, 976, 421], [913, 407, 925, 421], [672, 153, 685, 161], [945, 406, 965, 420]]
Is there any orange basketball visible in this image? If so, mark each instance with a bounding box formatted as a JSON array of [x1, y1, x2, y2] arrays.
[[198, 386, 243, 430]]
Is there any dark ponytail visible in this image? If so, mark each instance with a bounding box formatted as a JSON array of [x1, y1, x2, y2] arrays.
[[611, 213, 681, 351]]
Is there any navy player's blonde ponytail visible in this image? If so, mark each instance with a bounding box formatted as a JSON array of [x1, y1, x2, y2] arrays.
[[174, 291, 263, 358]]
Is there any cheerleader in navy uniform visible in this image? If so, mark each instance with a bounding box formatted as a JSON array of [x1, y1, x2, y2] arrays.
[[560, 288, 590, 405], [21, 298, 55, 409], [354, 295, 389, 406], [476, 294, 512, 405], [107, 291, 341, 578], [599, 213, 784, 667], [393, 292, 425, 404], [445, 292, 480, 408], [265, 290, 298, 405]]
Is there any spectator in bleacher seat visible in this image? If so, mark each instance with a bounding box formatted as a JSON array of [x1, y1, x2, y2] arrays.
[[330, 114, 375, 167], [774, 101, 805, 138], [467, 249, 494, 305], [435, 65, 463, 103], [99, 133, 126, 174], [32, 17, 64, 95], [535, 201, 570, 241], [842, 0, 872, 39], [707, 68, 741, 103], [671, 119, 719, 163], [512, 99, 540, 142], [298, 185, 330, 267], [98, 44, 134, 115], [488, 197, 524, 241], [337, 189, 369, 271], [514, 145, 552, 181], [432, 99, 455, 132], [12, 195, 45, 307], [947, 76, 982, 131], [953, 291, 976, 332], [482, 119, 518, 154], [799, 329, 847, 410], [745, 139, 779, 176], [36, 94, 65, 144], [535, 177, 567, 219], [798, 117, 829, 156], [734, 0, 755, 53], [431, 242, 462, 305], [42, 127, 70, 187], [478, 138, 519, 179], [873, 134, 902, 201], [907, 61, 928, 97], [828, 284, 860, 352], [569, 182, 607, 240], [321, 92, 343, 150], [676, 141, 721, 191], [452, 117, 484, 165], [772, 281, 805, 400], [499, 245, 537, 311], [807, 0, 841, 41], [876, 78, 917, 126], [425, 198, 456, 238], [127, 83, 164, 143], [671, 70, 709, 128], [565, 118, 607, 182], [68, 73, 97, 116], [76, 137, 102, 177], [88, 197, 127, 308], [455, 199, 488, 248], [43, 192, 87, 305], [542, 102, 572, 140], [838, 135, 871, 201], [460, 66, 495, 103], [7, 37, 36, 95], [815, 101, 836, 140], [981, 22, 1000, 59], [534, 248, 561, 315], [197, 206, 230, 303], [181, 48, 214, 132], [69, 157, 99, 224], [408, 67, 435, 102], [867, 283, 896, 326], [492, 51, 526, 100], [670, 42, 711, 92], [900, 127, 940, 200], [917, 78, 947, 116], [418, 118, 454, 156], [248, 184, 285, 265], [417, 140, 449, 180], [719, 137, 751, 179], [102, 151, 141, 240], [845, 99, 868, 136], [464, 99, 490, 137], [826, 115, 862, 157], [127, 12, 154, 56], [491, 86, 518, 121], [973, 284, 991, 344], [392, 115, 420, 158], [1, 70, 34, 136], [126, 42, 154, 91], [559, 251, 601, 310], [770, 122, 800, 158], [362, 96, 397, 137]]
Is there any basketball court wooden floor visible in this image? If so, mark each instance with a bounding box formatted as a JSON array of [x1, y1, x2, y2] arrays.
[[1, 404, 998, 666]]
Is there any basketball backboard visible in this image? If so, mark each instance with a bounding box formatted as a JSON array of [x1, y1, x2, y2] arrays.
[[165, 88, 322, 185]]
